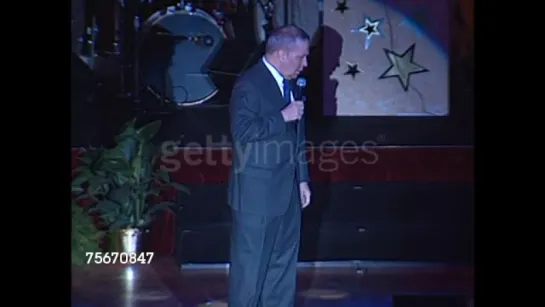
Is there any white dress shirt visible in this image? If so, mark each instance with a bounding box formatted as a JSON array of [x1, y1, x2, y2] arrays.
[[262, 57, 294, 101]]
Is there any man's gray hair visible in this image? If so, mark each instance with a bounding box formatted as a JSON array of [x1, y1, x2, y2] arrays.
[[265, 25, 310, 54]]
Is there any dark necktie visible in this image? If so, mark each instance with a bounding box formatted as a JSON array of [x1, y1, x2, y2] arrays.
[[282, 79, 291, 105]]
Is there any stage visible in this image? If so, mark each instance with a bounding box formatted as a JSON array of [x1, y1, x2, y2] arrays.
[[71, 1, 474, 304], [71, 257, 473, 307]]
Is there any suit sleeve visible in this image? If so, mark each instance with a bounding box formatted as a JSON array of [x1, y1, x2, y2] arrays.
[[296, 113, 310, 183], [229, 81, 286, 143]]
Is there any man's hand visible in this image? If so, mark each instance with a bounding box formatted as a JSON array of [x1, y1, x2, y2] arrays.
[[299, 182, 311, 208], [281, 100, 304, 122]]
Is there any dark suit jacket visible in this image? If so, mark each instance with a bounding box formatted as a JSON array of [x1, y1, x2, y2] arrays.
[[228, 60, 310, 216]]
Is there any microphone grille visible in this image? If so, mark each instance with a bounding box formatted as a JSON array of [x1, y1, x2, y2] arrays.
[[296, 77, 307, 88]]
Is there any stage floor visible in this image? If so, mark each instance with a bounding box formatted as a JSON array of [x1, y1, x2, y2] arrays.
[[71, 257, 473, 307]]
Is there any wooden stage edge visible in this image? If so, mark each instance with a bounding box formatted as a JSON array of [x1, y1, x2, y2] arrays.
[[180, 260, 472, 273]]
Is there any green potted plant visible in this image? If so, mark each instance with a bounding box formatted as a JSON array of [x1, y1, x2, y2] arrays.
[[71, 199, 104, 266], [72, 118, 189, 254]]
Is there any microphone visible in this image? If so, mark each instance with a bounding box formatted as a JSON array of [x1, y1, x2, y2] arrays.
[[295, 77, 307, 102], [294, 77, 307, 132]]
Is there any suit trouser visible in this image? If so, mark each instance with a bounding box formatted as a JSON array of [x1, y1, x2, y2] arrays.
[[228, 189, 301, 307]]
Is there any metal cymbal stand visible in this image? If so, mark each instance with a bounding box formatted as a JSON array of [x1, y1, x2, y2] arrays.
[[117, 0, 142, 101]]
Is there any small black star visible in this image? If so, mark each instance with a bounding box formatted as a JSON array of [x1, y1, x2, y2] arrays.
[[335, 0, 349, 14], [344, 62, 362, 79], [363, 24, 377, 35]]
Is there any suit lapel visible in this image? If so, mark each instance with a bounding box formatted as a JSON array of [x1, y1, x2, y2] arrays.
[[253, 60, 297, 133], [255, 60, 286, 108]]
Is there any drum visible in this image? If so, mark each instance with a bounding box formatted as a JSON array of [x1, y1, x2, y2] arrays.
[[137, 7, 226, 106]]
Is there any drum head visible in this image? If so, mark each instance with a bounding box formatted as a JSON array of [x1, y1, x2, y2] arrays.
[[138, 9, 225, 106]]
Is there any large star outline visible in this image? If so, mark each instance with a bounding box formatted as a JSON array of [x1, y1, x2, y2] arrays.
[[351, 15, 384, 50], [378, 44, 429, 92]]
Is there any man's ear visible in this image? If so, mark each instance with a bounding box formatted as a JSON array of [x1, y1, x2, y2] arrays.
[[278, 49, 288, 62]]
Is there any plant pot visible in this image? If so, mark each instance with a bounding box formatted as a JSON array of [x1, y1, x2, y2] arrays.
[[109, 228, 143, 253]]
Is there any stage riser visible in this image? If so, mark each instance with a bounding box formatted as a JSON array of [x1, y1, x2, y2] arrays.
[[177, 183, 473, 225], [175, 182, 473, 265], [179, 226, 473, 264]]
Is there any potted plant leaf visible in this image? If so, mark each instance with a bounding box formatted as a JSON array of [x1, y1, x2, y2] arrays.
[[71, 199, 104, 266], [72, 118, 189, 254]]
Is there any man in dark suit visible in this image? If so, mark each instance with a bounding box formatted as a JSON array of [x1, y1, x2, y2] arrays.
[[227, 25, 311, 307]]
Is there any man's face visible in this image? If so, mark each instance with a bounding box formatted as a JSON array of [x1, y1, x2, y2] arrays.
[[278, 39, 309, 79]]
